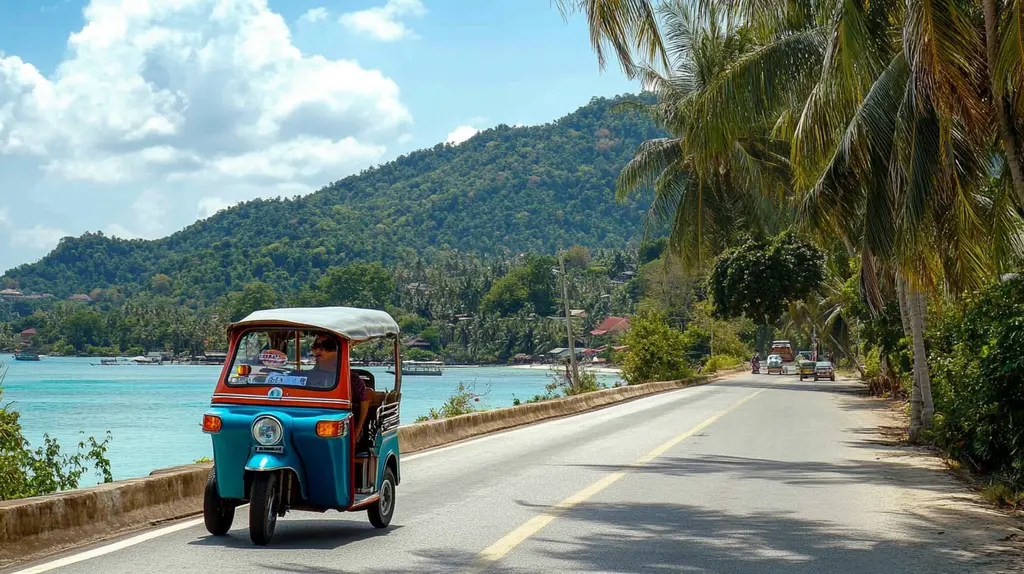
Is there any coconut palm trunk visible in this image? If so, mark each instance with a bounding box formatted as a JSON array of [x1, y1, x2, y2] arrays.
[[983, 0, 1024, 208], [898, 277, 920, 411], [907, 286, 934, 441]]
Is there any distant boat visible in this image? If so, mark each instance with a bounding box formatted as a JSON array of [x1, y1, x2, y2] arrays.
[[14, 350, 41, 361], [92, 358, 121, 366], [388, 360, 443, 376], [130, 356, 161, 365]]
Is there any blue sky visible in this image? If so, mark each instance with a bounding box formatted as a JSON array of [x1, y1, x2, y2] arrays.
[[0, 0, 638, 275]]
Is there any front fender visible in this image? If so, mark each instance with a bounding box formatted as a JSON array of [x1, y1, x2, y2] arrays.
[[245, 452, 308, 500]]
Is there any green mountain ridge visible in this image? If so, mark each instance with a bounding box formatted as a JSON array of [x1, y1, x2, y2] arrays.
[[3, 93, 663, 302]]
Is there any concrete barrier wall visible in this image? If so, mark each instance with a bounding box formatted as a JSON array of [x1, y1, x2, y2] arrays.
[[0, 367, 742, 566]]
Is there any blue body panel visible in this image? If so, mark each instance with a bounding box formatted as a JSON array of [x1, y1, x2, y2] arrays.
[[375, 429, 401, 487], [207, 404, 352, 510]]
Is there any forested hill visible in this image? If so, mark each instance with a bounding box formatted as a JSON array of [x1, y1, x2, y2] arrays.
[[3, 93, 663, 302]]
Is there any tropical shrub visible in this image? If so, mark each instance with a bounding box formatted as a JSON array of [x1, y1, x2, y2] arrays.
[[620, 310, 692, 384], [415, 382, 487, 422], [928, 278, 1024, 490], [702, 355, 743, 373], [0, 362, 113, 500]]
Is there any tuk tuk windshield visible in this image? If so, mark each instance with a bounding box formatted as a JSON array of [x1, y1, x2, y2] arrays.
[[226, 329, 340, 390]]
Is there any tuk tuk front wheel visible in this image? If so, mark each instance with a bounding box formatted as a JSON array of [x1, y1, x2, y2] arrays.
[[368, 468, 396, 529], [203, 468, 234, 536], [249, 473, 279, 545]]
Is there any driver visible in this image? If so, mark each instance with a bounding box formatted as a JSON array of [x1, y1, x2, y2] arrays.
[[305, 335, 340, 389]]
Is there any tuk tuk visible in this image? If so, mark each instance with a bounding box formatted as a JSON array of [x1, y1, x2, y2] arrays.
[[201, 307, 402, 545], [797, 359, 816, 380]]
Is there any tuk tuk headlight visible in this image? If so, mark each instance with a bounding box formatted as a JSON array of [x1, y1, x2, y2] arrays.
[[252, 416, 283, 446]]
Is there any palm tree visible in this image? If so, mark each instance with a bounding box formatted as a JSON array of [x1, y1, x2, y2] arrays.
[[614, 1, 808, 268], [569, 0, 1024, 440], [789, 0, 1024, 439]]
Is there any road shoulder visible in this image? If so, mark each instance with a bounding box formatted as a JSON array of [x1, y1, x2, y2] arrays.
[[838, 379, 1024, 568]]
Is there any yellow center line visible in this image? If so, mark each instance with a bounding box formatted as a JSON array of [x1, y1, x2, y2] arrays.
[[471, 388, 766, 571]]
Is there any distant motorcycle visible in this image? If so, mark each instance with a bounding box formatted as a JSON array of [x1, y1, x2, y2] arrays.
[[751, 360, 761, 374]]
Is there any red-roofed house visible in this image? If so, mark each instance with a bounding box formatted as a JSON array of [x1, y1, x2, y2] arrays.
[[68, 294, 92, 302], [590, 316, 631, 337], [19, 328, 37, 341]]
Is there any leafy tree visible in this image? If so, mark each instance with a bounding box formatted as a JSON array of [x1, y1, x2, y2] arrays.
[[620, 309, 691, 384], [564, 245, 590, 269], [639, 237, 667, 264], [480, 255, 557, 317], [229, 281, 278, 321], [709, 232, 825, 327], [479, 273, 531, 316], [418, 326, 441, 351], [151, 274, 172, 296], [64, 310, 104, 352], [314, 263, 395, 309]]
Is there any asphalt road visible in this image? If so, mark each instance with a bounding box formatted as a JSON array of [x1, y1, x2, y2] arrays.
[[9, 373, 1021, 573]]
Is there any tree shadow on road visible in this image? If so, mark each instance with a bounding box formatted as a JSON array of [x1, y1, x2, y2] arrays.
[[280, 500, 1021, 574], [507, 500, 1021, 573], [570, 454, 967, 494], [718, 377, 870, 398]]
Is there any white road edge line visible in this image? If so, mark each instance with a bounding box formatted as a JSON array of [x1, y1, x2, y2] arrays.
[[12, 517, 203, 574], [11, 382, 728, 573]]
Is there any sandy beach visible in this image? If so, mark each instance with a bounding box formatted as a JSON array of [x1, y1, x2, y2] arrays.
[[510, 363, 622, 375]]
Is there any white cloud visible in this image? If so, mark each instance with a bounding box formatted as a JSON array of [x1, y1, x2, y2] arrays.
[[10, 225, 69, 250], [103, 189, 168, 239], [0, 0, 413, 193], [197, 196, 234, 218], [0, 207, 9, 228], [299, 7, 329, 23], [446, 125, 479, 145], [340, 0, 426, 41]]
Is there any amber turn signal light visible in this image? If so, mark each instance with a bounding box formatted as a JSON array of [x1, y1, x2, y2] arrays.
[[316, 420, 344, 438], [236, 364, 251, 376], [202, 414, 222, 433]]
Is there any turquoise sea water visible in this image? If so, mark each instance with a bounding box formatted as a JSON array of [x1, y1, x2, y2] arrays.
[[0, 355, 620, 482]]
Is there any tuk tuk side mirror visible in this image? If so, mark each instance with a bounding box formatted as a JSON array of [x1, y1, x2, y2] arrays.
[[237, 364, 251, 377]]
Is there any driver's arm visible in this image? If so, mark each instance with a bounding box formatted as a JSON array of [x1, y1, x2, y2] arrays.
[[354, 399, 370, 444]]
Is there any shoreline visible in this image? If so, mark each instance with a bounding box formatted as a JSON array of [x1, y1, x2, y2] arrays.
[[1, 355, 624, 374], [508, 363, 623, 375]]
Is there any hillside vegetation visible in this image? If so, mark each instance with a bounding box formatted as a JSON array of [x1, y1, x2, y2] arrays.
[[3, 94, 663, 301]]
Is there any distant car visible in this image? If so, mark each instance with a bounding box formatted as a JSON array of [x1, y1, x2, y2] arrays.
[[814, 361, 836, 381], [766, 354, 784, 375], [797, 350, 813, 362]]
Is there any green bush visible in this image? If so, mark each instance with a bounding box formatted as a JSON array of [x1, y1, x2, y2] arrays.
[[0, 362, 113, 500], [928, 278, 1024, 489], [703, 354, 742, 373], [620, 310, 692, 384], [415, 382, 487, 422]]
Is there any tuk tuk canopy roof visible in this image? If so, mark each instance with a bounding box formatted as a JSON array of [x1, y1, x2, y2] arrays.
[[232, 307, 400, 341]]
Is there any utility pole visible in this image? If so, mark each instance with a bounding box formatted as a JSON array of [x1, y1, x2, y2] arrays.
[[559, 252, 580, 387]]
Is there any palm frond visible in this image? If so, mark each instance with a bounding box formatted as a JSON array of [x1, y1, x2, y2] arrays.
[[616, 137, 687, 201], [557, 0, 669, 76], [902, 0, 988, 137]]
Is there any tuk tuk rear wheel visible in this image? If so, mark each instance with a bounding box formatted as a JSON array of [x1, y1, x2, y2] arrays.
[[368, 468, 396, 529], [249, 473, 279, 546], [203, 468, 234, 536]]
